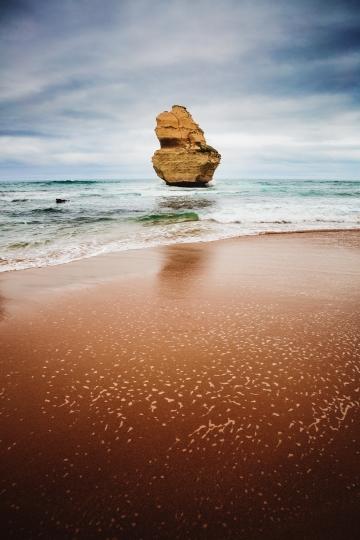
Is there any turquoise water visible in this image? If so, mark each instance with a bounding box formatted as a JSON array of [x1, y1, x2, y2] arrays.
[[0, 178, 359, 271]]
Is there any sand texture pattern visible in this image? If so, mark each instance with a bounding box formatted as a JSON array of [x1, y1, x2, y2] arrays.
[[0, 232, 359, 539]]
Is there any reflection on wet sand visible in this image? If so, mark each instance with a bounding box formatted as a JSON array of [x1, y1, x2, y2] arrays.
[[157, 244, 210, 297]]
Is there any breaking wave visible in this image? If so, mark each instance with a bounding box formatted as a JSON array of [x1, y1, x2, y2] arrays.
[[1, 178, 359, 272]]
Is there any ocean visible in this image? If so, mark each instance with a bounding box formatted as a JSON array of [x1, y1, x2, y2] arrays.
[[0, 178, 359, 272]]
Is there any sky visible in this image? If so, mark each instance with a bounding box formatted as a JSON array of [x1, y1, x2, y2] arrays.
[[0, 0, 359, 180]]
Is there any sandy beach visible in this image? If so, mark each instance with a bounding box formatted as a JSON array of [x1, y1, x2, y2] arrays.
[[1, 231, 359, 539]]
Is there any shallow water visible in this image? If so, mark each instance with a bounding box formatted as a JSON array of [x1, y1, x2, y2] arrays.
[[1, 178, 359, 271]]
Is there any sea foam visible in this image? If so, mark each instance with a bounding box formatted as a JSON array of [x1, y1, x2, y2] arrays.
[[1, 178, 359, 272]]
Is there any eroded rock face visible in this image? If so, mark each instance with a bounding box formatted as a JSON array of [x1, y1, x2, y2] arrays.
[[152, 105, 221, 186]]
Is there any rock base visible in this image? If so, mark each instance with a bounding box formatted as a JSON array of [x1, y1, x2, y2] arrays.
[[164, 180, 211, 188]]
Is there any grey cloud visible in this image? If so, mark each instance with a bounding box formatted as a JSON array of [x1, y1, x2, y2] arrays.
[[0, 0, 359, 179]]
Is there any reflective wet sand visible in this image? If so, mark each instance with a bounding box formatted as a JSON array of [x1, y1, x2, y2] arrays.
[[0, 232, 359, 539]]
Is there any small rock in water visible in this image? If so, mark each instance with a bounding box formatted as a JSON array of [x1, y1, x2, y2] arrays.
[[56, 198, 69, 204], [152, 105, 221, 187]]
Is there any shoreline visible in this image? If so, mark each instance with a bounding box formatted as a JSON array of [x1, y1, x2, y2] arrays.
[[1, 229, 360, 313], [1, 225, 359, 277], [1, 230, 359, 538]]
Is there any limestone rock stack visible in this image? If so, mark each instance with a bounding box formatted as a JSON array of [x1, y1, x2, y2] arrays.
[[152, 105, 221, 186]]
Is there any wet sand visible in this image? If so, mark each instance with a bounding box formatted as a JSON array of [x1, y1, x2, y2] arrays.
[[0, 231, 359, 539]]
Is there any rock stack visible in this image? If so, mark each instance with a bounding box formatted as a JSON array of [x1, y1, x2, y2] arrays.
[[152, 105, 221, 187]]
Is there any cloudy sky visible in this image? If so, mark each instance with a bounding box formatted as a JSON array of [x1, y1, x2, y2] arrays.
[[1, 0, 359, 180]]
